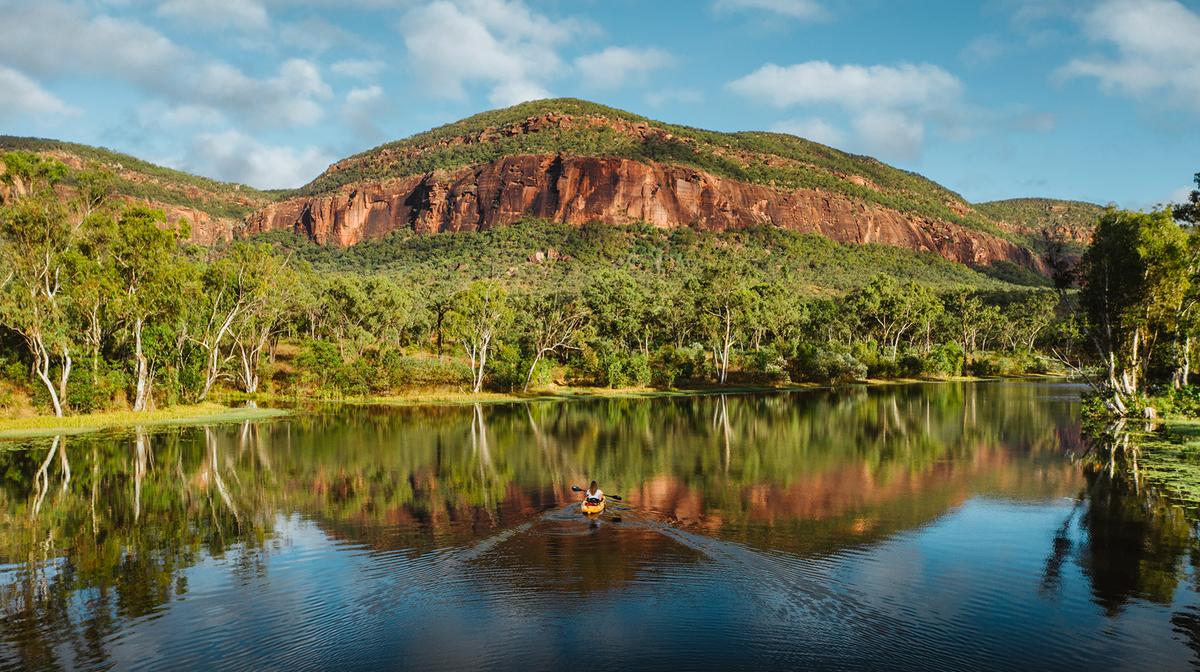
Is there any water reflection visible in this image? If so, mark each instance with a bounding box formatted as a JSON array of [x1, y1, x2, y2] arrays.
[[2, 382, 1198, 670]]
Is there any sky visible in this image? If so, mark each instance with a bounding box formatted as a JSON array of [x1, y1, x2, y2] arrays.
[[0, 0, 1196, 209]]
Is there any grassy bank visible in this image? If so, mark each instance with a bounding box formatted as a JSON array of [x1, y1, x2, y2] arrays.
[[227, 374, 1048, 409], [0, 403, 290, 440]]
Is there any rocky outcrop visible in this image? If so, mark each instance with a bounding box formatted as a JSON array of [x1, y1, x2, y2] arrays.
[[245, 154, 1043, 270]]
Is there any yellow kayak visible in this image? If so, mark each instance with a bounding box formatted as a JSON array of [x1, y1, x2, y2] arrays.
[[580, 499, 605, 515]]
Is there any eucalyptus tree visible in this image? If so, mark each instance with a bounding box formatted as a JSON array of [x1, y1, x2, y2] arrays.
[[697, 263, 755, 384], [229, 253, 301, 394], [0, 194, 76, 416], [1078, 209, 1190, 413], [111, 206, 187, 411], [848, 275, 941, 360], [517, 290, 589, 391], [0, 154, 77, 416], [448, 280, 511, 393]]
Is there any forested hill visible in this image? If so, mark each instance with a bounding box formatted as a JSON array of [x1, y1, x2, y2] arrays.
[[0, 135, 273, 243], [4, 99, 1100, 271]]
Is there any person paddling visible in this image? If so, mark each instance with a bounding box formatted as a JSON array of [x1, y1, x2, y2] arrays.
[[584, 480, 604, 506]]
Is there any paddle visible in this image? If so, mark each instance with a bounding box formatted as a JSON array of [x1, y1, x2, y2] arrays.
[[571, 485, 623, 501]]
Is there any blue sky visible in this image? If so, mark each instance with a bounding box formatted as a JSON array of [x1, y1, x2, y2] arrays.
[[0, 0, 1196, 208]]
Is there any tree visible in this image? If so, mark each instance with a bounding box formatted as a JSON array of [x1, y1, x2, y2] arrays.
[[1077, 209, 1190, 412], [111, 206, 186, 411], [0, 151, 67, 201], [849, 276, 941, 360], [448, 280, 511, 393], [229, 254, 299, 394], [945, 291, 989, 354], [697, 264, 755, 384], [1001, 291, 1059, 351], [0, 194, 76, 416], [68, 212, 119, 385], [518, 290, 589, 392]]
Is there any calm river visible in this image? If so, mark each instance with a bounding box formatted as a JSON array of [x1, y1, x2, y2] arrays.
[[3, 381, 1199, 670]]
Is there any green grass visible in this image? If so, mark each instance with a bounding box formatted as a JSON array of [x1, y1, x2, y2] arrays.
[[0, 403, 290, 440]]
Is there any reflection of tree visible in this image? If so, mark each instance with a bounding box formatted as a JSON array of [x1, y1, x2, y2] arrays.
[[0, 381, 1089, 666], [1067, 428, 1195, 616], [0, 429, 268, 670]]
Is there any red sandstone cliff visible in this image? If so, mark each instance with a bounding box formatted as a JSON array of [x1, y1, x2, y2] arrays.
[[245, 154, 1042, 270]]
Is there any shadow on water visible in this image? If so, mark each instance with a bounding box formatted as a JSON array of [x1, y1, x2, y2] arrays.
[[5, 381, 1200, 669]]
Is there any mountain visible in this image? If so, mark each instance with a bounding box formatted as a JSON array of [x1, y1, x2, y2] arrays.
[[975, 198, 1103, 249], [4, 100, 1102, 273], [0, 136, 273, 244], [246, 99, 1079, 271]]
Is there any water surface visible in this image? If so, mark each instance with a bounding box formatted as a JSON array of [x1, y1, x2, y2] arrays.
[[3, 381, 1199, 670]]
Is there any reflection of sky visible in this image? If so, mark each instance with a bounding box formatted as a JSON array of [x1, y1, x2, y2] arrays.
[[81, 499, 1200, 671]]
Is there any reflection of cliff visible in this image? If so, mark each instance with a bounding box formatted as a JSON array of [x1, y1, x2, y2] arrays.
[[0, 382, 1093, 667]]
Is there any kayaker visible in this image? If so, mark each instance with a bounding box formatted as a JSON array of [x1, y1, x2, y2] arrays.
[[584, 480, 604, 505]]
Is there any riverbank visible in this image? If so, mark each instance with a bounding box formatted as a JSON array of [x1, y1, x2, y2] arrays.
[[3, 374, 1064, 440], [226, 374, 1058, 409], [0, 403, 291, 440]]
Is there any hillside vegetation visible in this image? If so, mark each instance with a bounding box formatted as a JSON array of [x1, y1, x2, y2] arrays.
[[0, 136, 272, 220], [252, 219, 1014, 294]]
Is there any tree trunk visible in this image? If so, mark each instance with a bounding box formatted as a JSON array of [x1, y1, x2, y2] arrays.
[[32, 334, 64, 417], [474, 338, 489, 393], [57, 345, 72, 410], [524, 350, 544, 393], [133, 317, 150, 412]]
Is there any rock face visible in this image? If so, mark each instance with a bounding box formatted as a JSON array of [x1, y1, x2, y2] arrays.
[[245, 154, 1042, 270]]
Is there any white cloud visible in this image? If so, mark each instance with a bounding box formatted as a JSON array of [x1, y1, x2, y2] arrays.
[[331, 59, 387, 80], [713, 0, 827, 20], [1058, 0, 1200, 113], [728, 61, 964, 160], [137, 103, 225, 129], [342, 85, 388, 142], [279, 17, 357, 53], [645, 88, 703, 108], [728, 61, 963, 110], [852, 110, 924, 161], [0, 66, 76, 119], [399, 0, 582, 106], [157, 0, 269, 31], [770, 117, 844, 147], [574, 47, 674, 90], [1171, 184, 1195, 204], [961, 35, 1009, 66], [183, 130, 333, 189], [0, 1, 331, 128]]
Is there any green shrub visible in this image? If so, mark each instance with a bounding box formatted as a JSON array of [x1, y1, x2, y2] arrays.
[[791, 345, 866, 384], [925, 343, 966, 377], [70, 365, 128, 412], [651, 344, 706, 387], [742, 346, 790, 384], [485, 343, 526, 392], [370, 350, 474, 390], [295, 340, 344, 390]]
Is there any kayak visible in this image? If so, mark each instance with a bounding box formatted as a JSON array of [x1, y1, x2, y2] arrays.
[[580, 499, 605, 515]]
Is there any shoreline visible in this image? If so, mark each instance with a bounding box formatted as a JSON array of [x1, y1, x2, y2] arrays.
[[1, 374, 1069, 440], [227, 373, 1067, 409], [0, 403, 291, 441]]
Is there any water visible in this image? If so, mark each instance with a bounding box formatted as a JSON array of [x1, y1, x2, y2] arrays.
[[2, 381, 1199, 671]]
